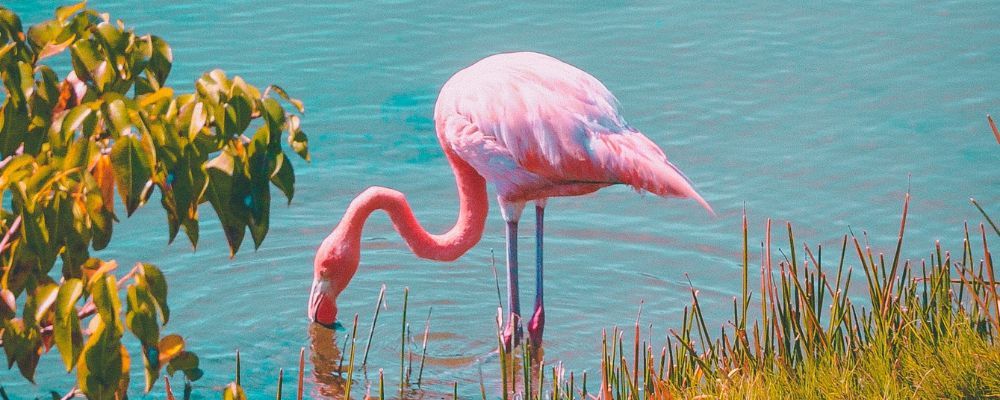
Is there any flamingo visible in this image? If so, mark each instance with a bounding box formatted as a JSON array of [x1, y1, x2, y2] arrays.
[[308, 52, 713, 346]]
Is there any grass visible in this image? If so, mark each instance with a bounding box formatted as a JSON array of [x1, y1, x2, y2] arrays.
[[39, 194, 994, 399], [523, 194, 1000, 399]]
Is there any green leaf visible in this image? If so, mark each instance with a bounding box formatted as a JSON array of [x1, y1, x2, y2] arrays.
[[1, 100, 29, 156], [30, 282, 59, 324], [270, 153, 295, 204], [58, 103, 94, 146], [124, 280, 162, 393], [55, 1, 88, 23], [85, 172, 114, 251], [103, 98, 131, 137], [187, 101, 206, 139], [184, 367, 204, 381], [26, 19, 63, 51], [266, 85, 304, 114], [2, 61, 33, 106], [90, 274, 123, 336], [139, 263, 169, 324], [34, 65, 61, 109], [204, 151, 249, 256], [54, 279, 84, 371], [247, 128, 271, 248], [286, 114, 309, 161], [109, 134, 152, 216], [63, 137, 97, 170], [223, 94, 252, 137], [125, 283, 159, 348], [146, 35, 172, 87], [94, 21, 127, 54], [160, 181, 181, 243], [0, 154, 34, 189], [20, 208, 52, 262], [0, 8, 25, 40], [1, 318, 41, 382], [178, 149, 205, 248], [69, 39, 102, 82], [141, 343, 159, 393], [260, 98, 285, 138], [167, 351, 198, 372], [77, 319, 123, 400]]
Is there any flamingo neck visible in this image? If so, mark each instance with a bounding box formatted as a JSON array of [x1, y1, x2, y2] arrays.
[[315, 151, 488, 293]]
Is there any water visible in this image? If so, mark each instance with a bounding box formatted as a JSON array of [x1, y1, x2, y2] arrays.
[[3, 1, 999, 397]]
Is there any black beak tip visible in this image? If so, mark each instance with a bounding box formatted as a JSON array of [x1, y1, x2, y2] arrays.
[[311, 318, 345, 332]]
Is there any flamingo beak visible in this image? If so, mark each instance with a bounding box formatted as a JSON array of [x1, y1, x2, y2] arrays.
[[308, 278, 342, 330]]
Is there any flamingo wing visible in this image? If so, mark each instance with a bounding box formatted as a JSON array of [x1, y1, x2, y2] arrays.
[[435, 52, 711, 212]]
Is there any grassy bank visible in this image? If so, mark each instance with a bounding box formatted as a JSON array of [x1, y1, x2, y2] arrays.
[[504, 195, 999, 399]]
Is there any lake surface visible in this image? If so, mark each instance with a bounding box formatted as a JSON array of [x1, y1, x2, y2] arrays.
[[4, 1, 999, 398]]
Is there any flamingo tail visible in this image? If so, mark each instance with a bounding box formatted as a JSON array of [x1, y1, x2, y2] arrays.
[[591, 130, 715, 215]]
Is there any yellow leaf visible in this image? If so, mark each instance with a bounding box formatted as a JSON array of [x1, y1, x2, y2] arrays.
[[93, 153, 116, 214], [139, 87, 174, 108], [158, 334, 184, 363], [120, 344, 131, 373], [86, 314, 102, 333], [37, 35, 76, 61], [32, 283, 60, 322]]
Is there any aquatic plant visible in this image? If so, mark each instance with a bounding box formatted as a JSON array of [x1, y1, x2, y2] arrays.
[[0, 2, 308, 398]]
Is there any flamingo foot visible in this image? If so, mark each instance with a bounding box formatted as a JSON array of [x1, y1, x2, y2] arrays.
[[527, 306, 545, 346]]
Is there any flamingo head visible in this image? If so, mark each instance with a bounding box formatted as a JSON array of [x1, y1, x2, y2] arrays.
[[308, 277, 340, 329], [308, 233, 358, 331]]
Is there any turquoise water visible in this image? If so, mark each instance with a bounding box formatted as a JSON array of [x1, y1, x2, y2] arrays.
[[4, 1, 999, 398]]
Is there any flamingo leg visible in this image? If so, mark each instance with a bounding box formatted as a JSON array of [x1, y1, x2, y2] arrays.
[[528, 202, 546, 345], [503, 219, 522, 345]]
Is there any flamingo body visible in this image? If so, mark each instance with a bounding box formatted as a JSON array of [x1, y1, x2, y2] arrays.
[[309, 52, 712, 344], [436, 52, 710, 207]]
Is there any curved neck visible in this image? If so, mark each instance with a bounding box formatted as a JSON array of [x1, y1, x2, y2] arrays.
[[316, 150, 488, 289]]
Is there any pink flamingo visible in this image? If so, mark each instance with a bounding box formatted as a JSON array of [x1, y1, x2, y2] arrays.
[[309, 52, 713, 345]]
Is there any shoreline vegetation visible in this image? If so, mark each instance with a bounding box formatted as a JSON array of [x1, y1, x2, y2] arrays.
[[189, 194, 998, 400]]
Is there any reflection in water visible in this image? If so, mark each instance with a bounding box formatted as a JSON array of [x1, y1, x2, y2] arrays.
[[309, 323, 346, 398], [492, 343, 551, 400], [308, 322, 463, 399], [309, 321, 556, 399]]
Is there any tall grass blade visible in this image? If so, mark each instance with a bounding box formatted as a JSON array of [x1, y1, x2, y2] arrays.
[[417, 307, 432, 386], [971, 198, 1000, 238], [276, 368, 283, 400], [236, 349, 241, 386], [988, 114, 1000, 144], [379, 369, 385, 400], [344, 314, 360, 400], [361, 284, 387, 369], [164, 377, 175, 400], [297, 347, 305, 400], [400, 287, 409, 396]]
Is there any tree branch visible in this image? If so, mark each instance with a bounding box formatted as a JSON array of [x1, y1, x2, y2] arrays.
[[0, 215, 22, 254]]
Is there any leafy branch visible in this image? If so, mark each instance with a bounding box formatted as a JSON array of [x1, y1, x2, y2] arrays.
[[0, 2, 309, 397]]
